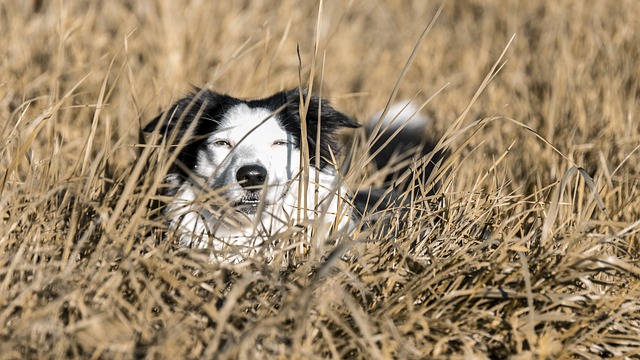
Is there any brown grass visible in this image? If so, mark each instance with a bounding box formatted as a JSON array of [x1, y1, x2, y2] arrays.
[[2, 1, 640, 358]]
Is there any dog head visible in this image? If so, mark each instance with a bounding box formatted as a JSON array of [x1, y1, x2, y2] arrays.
[[143, 88, 359, 216]]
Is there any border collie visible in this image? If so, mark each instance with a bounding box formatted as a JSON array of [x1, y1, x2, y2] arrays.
[[144, 87, 435, 261]]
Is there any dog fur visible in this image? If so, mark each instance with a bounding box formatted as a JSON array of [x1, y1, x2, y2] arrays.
[[144, 87, 435, 261]]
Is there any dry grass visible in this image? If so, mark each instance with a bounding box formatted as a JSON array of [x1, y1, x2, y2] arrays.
[[2, 1, 640, 358]]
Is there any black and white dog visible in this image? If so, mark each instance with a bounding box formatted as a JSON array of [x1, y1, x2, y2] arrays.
[[144, 87, 437, 261]]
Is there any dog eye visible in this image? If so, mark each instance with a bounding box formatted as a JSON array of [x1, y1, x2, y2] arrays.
[[273, 139, 289, 146], [213, 139, 231, 147]]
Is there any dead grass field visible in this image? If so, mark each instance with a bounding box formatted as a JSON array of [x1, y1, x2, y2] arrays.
[[1, 1, 640, 358]]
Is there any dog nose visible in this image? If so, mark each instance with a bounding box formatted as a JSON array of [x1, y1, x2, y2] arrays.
[[236, 165, 267, 188]]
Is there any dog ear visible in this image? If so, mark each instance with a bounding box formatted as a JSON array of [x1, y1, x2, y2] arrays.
[[143, 88, 214, 143], [282, 87, 359, 168], [284, 87, 360, 132], [143, 89, 235, 175]]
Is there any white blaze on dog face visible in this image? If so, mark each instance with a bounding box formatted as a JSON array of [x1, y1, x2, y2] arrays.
[[194, 104, 300, 213]]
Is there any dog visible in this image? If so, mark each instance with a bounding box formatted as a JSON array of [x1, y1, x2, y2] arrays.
[[143, 87, 438, 262]]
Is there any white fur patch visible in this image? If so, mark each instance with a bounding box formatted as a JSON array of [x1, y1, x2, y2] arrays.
[[370, 101, 429, 132]]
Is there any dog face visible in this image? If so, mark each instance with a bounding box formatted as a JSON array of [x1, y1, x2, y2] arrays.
[[194, 104, 298, 215], [144, 88, 359, 252]]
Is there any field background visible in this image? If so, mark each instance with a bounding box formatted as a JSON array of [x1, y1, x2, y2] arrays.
[[1, 1, 639, 358]]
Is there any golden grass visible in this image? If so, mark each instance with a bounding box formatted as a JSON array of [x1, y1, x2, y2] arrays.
[[2, 0, 640, 358]]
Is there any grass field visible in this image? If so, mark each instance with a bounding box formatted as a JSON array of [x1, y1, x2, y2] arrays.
[[2, 1, 640, 358]]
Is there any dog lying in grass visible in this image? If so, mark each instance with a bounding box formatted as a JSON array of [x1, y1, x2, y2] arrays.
[[144, 87, 439, 261]]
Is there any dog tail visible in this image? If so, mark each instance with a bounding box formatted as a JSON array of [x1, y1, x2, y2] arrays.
[[353, 101, 446, 215]]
